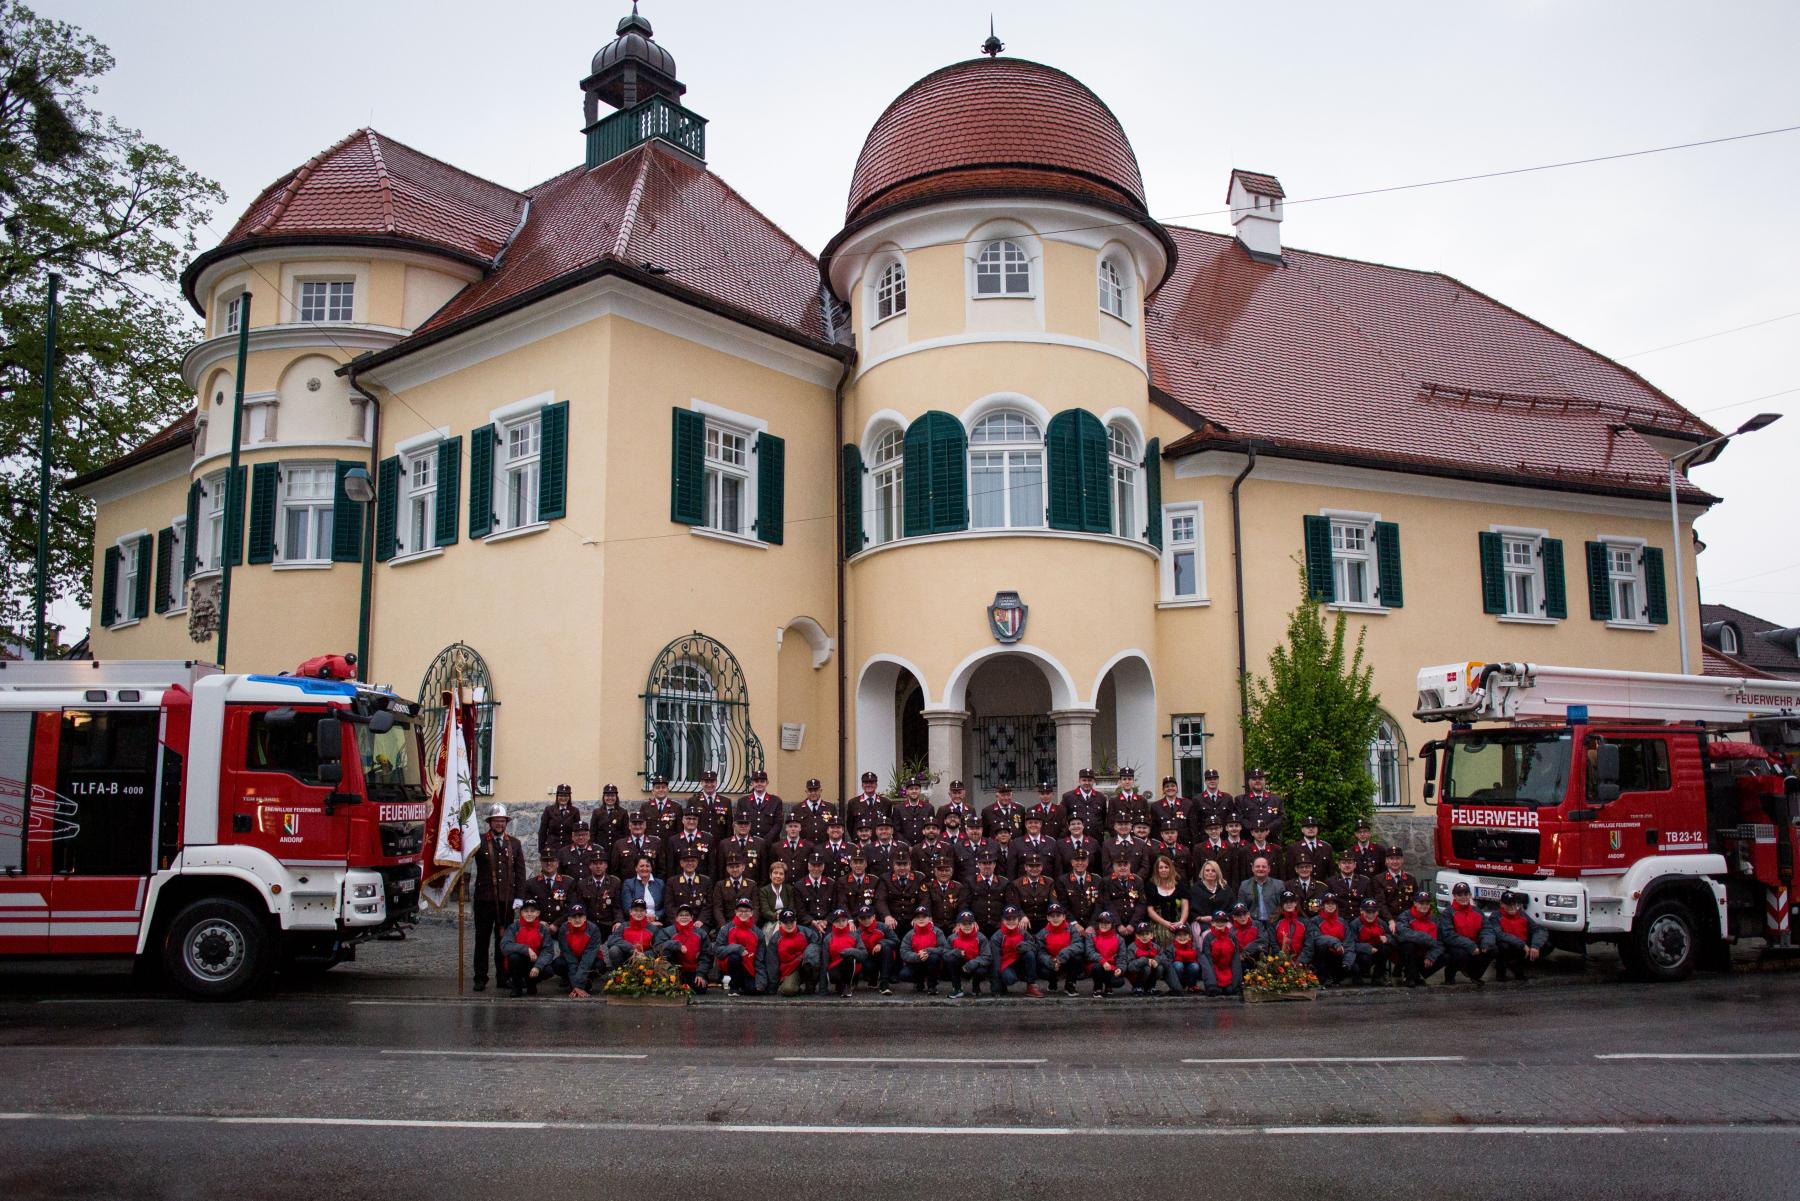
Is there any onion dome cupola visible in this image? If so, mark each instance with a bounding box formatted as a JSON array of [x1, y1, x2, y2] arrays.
[[581, 4, 705, 168]]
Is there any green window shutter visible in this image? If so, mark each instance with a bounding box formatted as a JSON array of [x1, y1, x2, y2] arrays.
[[1143, 437, 1162, 550], [537, 401, 568, 521], [925, 410, 967, 534], [1044, 411, 1082, 530], [1585, 541, 1612, 621], [1643, 546, 1668, 625], [469, 425, 495, 539], [375, 455, 401, 563], [670, 408, 705, 525], [100, 546, 120, 628], [1373, 521, 1403, 608], [331, 461, 365, 563], [247, 463, 279, 564], [132, 535, 152, 620], [1541, 538, 1567, 619], [434, 437, 462, 547], [222, 465, 247, 567], [840, 443, 864, 558], [1478, 532, 1506, 614], [755, 431, 785, 545], [1303, 515, 1335, 603], [154, 527, 174, 614], [183, 481, 200, 579], [902, 417, 930, 537], [1077, 412, 1110, 534]]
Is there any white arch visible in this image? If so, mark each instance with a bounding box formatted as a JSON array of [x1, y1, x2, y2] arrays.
[[959, 390, 1053, 432], [1089, 648, 1156, 703], [1093, 650, 1158, 786], [859, 407, 909, 459], [776, 616, 833, 669], [1097, 406, 1146, 448], [855, 654, 933, 790], [964, 216, 1044, 260], [855, 653, 933, 709], [941, 642, 1078, 712]]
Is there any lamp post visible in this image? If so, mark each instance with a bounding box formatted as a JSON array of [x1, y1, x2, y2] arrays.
[[1668, 411, 1781, 674]]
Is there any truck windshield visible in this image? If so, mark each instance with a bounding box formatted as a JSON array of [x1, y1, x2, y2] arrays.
[[1445, 730, 1572, 806], [358, 722, 425, 795]]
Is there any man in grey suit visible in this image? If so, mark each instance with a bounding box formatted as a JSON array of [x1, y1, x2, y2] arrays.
[[1237, 853, 1283, 923], [620, 856, 667, 923]]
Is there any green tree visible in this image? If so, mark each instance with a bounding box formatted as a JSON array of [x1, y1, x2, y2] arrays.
[[1240, 567, 1384, 846], [0, 1, 222, 642]]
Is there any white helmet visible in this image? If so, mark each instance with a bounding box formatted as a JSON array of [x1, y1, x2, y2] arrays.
[[488, 803, 509, 820]]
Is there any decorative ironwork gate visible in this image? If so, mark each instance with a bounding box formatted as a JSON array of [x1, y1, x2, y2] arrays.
[[642, 632, 763, 793], [973, 713, 1057, 791], [418, 642, 497, 795]]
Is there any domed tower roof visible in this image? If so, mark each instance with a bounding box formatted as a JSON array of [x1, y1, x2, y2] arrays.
[[583, 3, 685, 123], [592, 5, 677, 80], [843, 56, 1149, 228]]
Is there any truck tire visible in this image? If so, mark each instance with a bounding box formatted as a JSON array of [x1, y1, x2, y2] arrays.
[[1627, 897, 1698, 982], [162, 898, 271, 1000]]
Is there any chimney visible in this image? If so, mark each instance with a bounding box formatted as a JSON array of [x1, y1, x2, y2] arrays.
[[1228, 169, 1285, 263]]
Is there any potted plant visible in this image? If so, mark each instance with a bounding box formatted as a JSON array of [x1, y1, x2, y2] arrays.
[[1243, 951, 1320, 1003], [601, 952, 692, 1006], [887, 754, 937, 798]]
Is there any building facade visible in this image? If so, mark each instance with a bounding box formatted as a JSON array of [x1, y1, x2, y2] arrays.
[[73, 14, 1725, 823]]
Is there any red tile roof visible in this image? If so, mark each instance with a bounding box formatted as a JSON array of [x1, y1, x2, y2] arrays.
[[845, 57, 1148, 226], [1151, 226, 1718, 503], [1229, 170, 1284, 200], [64, 409, 195, 490], [183, 130, 527, 306], [1701, 643, 1778, 680], [412, 142, 840, 347]]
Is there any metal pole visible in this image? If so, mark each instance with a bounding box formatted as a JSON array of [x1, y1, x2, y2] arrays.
[[216, 293, 253, 668], [1668, 458, 1690, 674], [33, 274, 59, 659]]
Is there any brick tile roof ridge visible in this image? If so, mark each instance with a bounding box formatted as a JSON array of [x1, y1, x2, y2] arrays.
[[364, 129, 396, 232], [1229, 169, 1285, 199], [1701, 644, 1778, 679], [241, 128, 368, 238]]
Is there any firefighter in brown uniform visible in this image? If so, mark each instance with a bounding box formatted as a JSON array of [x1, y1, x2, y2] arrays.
[[687, 769, 731, 840], [1287, 859, 1332, 917], [1028, 780, 1064, 838], [1346, 818, 1387, 879], [661, 809, 713, 879], [1102, 859, 1147, 930], [733, 769, 782, 841], [794, 851, 838, 933], [936, 778, 976, 831], [1061, 768, 1107, 835], [876, 851, 924, 930], [863, 816, 909, 879], [1056, 816, 1099, 877], [1101, 812, 1153, 878], [982, 782, 1026, 839], [588, 782, 631, 849], [846, 771, 890, 835], [573, 859, 622, 937], [1193, 817, 1231, 880], [836, 848, 882, 916], [1151, 824, 1192, 880], [1151, 776, 1195, 843], [1056, 847, 1105, 933], [785, 782, 829, 845], [522, 851, 574, 931], [816, 816, 855, 880], [965, 849, 1010, 935], [470, 804, 527, 991], [538, 784, 584, 857], [1237, 821, 1284, 887], [1109, 768, 1152, 830], [925, 860, 968, 929], [1282, 815, 1335, 879], [1192, 768, 1235, 831], [844, 775, 891, 834], [715, 812, 768, 883], [555, 823, 603, 883], [889, 778, 935, 845], [710, 851, 759, 930], [770, 814, 811, 879], [1006, 853, 1057, 928], [639, 774, 684, 839], [1237, 767, 1287, 841], [1324, 849, 1376, 915], [1010, 811, 1058, 876], [1375, 847, 1419, 921], [665, 847, 712, 922], [912, 818, 956, 877]]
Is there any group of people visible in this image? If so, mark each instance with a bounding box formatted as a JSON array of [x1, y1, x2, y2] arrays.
[[467, 766, 1551, 999]]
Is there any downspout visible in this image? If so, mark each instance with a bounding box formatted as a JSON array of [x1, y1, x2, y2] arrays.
[[1230, 443, 1259, 702], [824, 287, 856, 797], [347, 355, 380, 679]]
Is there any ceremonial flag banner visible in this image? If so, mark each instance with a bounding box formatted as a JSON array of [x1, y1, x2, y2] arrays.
[[420, 688, 477, 909]]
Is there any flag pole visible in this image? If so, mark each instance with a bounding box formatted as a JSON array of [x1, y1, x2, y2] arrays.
[[454, 673, 467, 995], [216, 292, 252, 668], [33, 273, 59, 660]]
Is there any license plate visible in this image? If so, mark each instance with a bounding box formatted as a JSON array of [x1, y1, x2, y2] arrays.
[[1474, 885, 1505, 901], [396, 879, 416, 893]]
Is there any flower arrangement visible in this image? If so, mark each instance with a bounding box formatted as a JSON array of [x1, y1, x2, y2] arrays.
[[601, 952, 690, 999], [1243, 951, 1320, 997]]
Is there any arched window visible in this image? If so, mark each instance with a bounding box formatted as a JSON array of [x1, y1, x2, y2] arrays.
[[975, 240, 1031, 296], [644, 632, 764, 792], [1108, 422, 1139, 540], [418, 642, 498, 796], [874, 260, 906, 322], [871, 427, 904, 545], [969, 411, 1043, 529], [1369, 714, 1409, 808], [1720, 624, 1740, 655], [1098, 257, 1127, 318]]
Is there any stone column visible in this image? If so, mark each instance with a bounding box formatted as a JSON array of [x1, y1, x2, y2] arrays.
[[923, 709, 970, 805], [1051, 707, 1098, 793]]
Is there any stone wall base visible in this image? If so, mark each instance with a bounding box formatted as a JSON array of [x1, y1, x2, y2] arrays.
[[1372, 811, 1439, 876]]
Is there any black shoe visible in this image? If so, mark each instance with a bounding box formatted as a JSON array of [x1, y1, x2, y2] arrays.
[[927, 983, 940, 995], [913, 981, 926, 993], [880, 984, 893, 995], [1064, 984, 1077, 997], [949, 988, 965, 999], [473, 979, 487, 992], [510, 985, 525, 997]]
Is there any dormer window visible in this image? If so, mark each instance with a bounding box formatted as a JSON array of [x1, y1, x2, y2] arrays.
[[1720, 624, 1739, 655], [975, 240, 1030, 296], [223, 294, 244, 335], [297, 279, 354, 323], [1098, 258, 1126, 319], [875, 260, 906, 322]]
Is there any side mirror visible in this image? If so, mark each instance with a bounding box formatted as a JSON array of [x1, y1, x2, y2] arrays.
[[316, 717, 343, 763], [1592, 741, 1620, 803], [368, 710, 395, 735], [264, 707, 297, 727], [1419, 741, 1441, 804], [318, 761, 344, 786]]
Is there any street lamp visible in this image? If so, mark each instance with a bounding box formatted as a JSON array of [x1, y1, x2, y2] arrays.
[[1669, 411, 1781, 674], [341, 464, 375, 504]]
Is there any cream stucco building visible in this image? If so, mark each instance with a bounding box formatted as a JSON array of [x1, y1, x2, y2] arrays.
[[73, 14, 1724, 829]]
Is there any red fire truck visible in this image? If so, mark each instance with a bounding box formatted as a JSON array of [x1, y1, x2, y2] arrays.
[[0, 656, 428, 997], [1415, 661, 1800, 981]]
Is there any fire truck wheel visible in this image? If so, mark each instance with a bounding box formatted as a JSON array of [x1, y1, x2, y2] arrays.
[[163, 898, 271, 999], [1627, 897, 1698, 983]]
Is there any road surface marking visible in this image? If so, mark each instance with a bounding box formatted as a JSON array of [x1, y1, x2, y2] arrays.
[[1181, 1056, 1466, 1065], [1, 1113, 1796, 1138], [771, 1056, 1046, 1065], [1594, 1052, 1800, 1061], [2, 1045, 304, 1055], [349, 999, 515, 1008], [380, 1050, 648, 1061]]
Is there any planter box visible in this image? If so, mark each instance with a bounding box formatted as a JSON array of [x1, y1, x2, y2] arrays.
[[605, 994, 690, 1007], [1245, 988, 1318, 1003]]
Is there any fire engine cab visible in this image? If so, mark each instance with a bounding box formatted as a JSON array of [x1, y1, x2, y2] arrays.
[[0, 655, 427, 997], [1415, 661, 1800, 981]]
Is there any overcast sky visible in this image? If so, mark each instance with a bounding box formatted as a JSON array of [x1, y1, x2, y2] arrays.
[[46, 0, 1800, 637]]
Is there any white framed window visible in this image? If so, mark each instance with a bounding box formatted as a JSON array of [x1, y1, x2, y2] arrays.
[[703, 421, 751, 536], [278, 463, 336, 564], [200, 470, 226, 573], [874, 260, 906, 322], [1331, 517, 1376, 606], [1098, 257, 1127, 319], [651, 660, 728, 792], [968, 411, 1043, 529], [1161, 503, 1204, 602], [1608, 543, 1646, 625], [1720, 625, 1740, 655], [297, 279, 354, 323], [1369, 716, 1408, 808], [116, 536, 141, 623], [498, 416, 541, 533], [871, 427, 904, 546], [167, 519, 188, 609], [1171, 714, 1209, 798], [223, 294, 244, 335], [974, 240, 1031, 297], [405, 450, 436, 555], [1108, 422, 1138, 540], [1502, 535, 1542, 618]]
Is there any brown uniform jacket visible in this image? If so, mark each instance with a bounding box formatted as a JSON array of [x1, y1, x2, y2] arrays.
[[714, 834, 769, 883], [1283, 838, 1336, 879], [889, 800, 936, 845], [836, 872, 883, 917], [573, 872, 622, 930], [965, 872, 1011, 933], [538, 802, 585, 856], [521, 871, 575, 928], [664, 872, 713, 921], [732, 791, 783, 841], [1006, 873, 1057, 927], [587, 803, 631, 848], [638, 796, 684, 839], [877, 871, 926, 923], [1375, 870, 1419, 921], [611, 834, 662, 873], [1061, 788, 1107, 831], [1056, 872, 1106, 927], [689, 792, 737, 842], [1102, 872, 1148, 928], [471, 831, 526, 909], [791, 800, 838, 846], [710, 873, 758, 929], [925, 878, 968, 929]]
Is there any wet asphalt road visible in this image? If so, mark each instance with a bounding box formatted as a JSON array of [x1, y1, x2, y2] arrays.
[[3, 926, 1799, 1200]]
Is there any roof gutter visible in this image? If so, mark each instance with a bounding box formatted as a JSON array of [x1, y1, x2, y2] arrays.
[[1230, 443, 1261, 692]]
